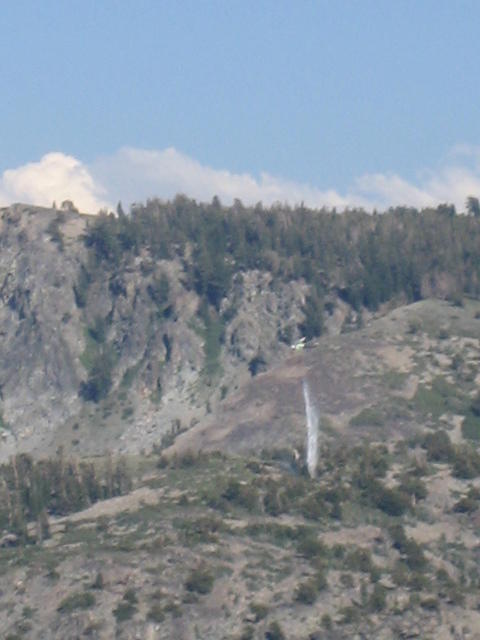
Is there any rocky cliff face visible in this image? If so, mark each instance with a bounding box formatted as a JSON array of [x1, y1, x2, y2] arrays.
[[0, 205, 87, 459], [0, 205, 322, 461]]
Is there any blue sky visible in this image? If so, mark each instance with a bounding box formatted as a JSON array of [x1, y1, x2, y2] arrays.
[[1, 1, 480, 212]]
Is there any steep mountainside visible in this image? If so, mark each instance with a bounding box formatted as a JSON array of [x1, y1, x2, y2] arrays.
[[0, 205, 313, 461], [0, 200, 480, 464], [2, 199, 480, 639], [171, 298, 480, 456], [1, 297, 480, 639]]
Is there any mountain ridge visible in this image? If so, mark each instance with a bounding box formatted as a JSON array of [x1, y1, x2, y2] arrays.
[[0, 199, 479, 462]]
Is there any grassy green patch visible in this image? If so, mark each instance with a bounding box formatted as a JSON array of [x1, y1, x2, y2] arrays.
[[113, 588, 138, 622], [79, 330, 101, 372], [461, 413, 480, 441], [113, 601, 136, 622], [383, 370, 408, 390], [173, 515, 225, 545], [202, 313, 224, 380], [57, 591, 96, 613], [413, 376, 466, 418], [190, 306, 224, 382], [350, 407, 384, 427], [384, 397, 412, 422], [79, 327, 117, 402], [121, 361, 143, 389]]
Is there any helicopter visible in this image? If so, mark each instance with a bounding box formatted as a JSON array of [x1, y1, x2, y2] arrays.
[[290, 336, 306, 351]]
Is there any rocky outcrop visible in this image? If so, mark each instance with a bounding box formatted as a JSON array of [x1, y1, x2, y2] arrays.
[[0, 205, 323, 461]]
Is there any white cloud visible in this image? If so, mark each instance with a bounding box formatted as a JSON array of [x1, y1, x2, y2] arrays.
[[0, 152, 110, 214], [91, 147, 351, 210], [2, 146, 480, 215], [92, 146, 480, 213], [352, 173, 436, 210], [352, 162, 480, 212]]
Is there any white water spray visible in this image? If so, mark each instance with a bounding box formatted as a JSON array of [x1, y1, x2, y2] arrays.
[[302, 379, 319, 478]]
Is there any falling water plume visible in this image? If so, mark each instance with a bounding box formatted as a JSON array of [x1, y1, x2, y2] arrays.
[[302, 379, 319, 478]]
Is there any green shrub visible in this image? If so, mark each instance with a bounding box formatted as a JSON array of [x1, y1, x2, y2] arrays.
[[300, 290, 325, 339], [87, 316, 108, 344], [123, 588, 138, 605], [222, 479, 258, 511], [113, 601, 136, 622], [471, 391, 480, 417], [375, 486, 410, 516], [344, 548, 374, 573], [452, 446, 480, 478], [321, 613, 333, 629], [391, 561, 409, 587], [407, 319, 421, 334], [248, 352, 267, 376], [340, 572, 355, 588], [185, 565, 215, 594], [58, 591, 96, 613], [445, 584, 465, 606], [408, 571, 430, 592], [369, 583, 387, 612], [296, 534, 326, 559], [314, 569, 328, 591], [263, 486, 285, 517], [91, 572, 104, 590], [423, 430, 454, 463], [113, 588, 139, 622], [246, 459, 262, 474], [22, 606, 34, 620], [403, 539, 428, 572], [294, 579, 318, 605], [451, 353, 464, 371], [163, 601, 182, 617], [398, 476, 427, 501], [352, 445, 390, 494], [147, 273, 171, 316], [176, 515, 223, 544], [73, 266, 90, 308], [147, 604, 165, 623], [453, 493, 478, 513], [420, 596, 439, 610], [239, 626, 255, 640], [332, 543, 346, 560], [448, 291, 464, 307], [79, 339, 116, 403], [283, 476, 307, 501], [300, 492, 327, 520], [177, 450, 198, 468], [249, 601, 268, 622], [265, 621, 286, 640], [389, 524, 408, 551], [46, 216, 65, 249], [339, 604, 360, 624], [461, 413, 480, 441]]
